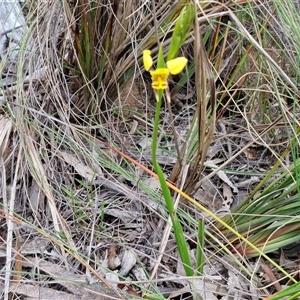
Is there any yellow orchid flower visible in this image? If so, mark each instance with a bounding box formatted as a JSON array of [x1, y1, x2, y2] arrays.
[[150, 68, 169, 90], [143, 50, 187, 91]]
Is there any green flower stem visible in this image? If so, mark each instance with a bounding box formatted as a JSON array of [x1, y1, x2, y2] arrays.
[[152, 92, 193, 277]]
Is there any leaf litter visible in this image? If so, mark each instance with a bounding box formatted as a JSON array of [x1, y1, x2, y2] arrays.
[[1, 1, 300, 300]]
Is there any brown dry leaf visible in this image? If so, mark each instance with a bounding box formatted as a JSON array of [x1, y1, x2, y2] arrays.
[[0, 115, 13, 155], [60, 151, 102, 181], [106, 272, 119, 289], [10, 260, 124, 300], [193, 179, 223, 211], [10, 283, 82, 300], [105, 208, 141, 224], [12, 231, 22, 281], [143, 177, 161, 190], [9, 283, 122, 300], [108, 244, 121, 271], [235, 176, 260, 188], [226, 269, 249, 298], [117, 283, 140, 297], [223, 182, 234, 208], [19, 237, 49, 256], [168, 278, 220, 300], [205, 160, 238, 193], [244, 148, 259, 160], [260, 263, 282, 292], [28, 180, 43, 214], [119, 250, 136, 276]]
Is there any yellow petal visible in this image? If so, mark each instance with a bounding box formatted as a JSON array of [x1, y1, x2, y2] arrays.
[[143, 50, 153, 71], [166, 57, 187, 75]]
